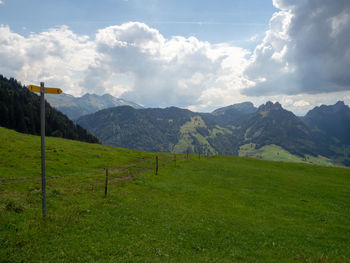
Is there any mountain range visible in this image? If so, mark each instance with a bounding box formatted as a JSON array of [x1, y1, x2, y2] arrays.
[[1, 75, 349, 166], [76, 100, 350, 166], [46, 93, 143, 120]]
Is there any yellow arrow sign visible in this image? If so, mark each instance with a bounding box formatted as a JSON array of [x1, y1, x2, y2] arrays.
[[28, 85, 41, 93], [28, 85, 62, 94], [45, 87, 62, 94]]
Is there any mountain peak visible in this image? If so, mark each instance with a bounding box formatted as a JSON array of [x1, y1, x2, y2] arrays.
[[334, 101, 348, 110], [258, 101, 283, 111], [309, 101, 349, 115], [212, 101, 257, 115], [101, 93, 113, 98], [81, 93, 93, 98]]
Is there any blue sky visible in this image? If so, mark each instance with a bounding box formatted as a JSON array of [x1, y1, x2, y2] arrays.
[[1, 0, 276, 47], [0, 0, 349, 114]]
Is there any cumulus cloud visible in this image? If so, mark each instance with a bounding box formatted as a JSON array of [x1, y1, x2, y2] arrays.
[[0, 25, 97, 96], [82, 22, 250, 108], [0, 22, 249, 109], [243, 0, 350, 96], [84, 23, 247, 107]]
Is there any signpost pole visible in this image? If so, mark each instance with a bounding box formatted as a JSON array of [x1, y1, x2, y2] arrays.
[[40, 82, 46, 219], [28, 82, 62, 219]]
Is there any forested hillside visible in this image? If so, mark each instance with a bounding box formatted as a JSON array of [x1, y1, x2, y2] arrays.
[[0, 75, 100, 143], [303, 101, 350, 145], [78, 102, 318, 156]]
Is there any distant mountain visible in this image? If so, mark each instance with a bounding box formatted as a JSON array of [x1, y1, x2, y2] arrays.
[[76, 101, 350, 166], [77, 106, 211, 153], [242, 102, 318, 156], [46, 93, 143, 120], [303, 101, 350, 145], [0, 75, 100, 143], [212, 102, 258, 126], [212, 102, 257, 115], [77, 105, 245, 154]]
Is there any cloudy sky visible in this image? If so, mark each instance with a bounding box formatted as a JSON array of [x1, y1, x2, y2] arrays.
[[0, 0, 349, 115]]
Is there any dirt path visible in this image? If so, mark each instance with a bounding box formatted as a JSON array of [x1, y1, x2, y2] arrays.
[[98, 157, 154, 185], [0, 157, 154, 186]]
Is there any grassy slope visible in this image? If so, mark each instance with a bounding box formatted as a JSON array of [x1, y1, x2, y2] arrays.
[[173, 116, 217, 154], [239, 143, 335, 166], [1, 127, 350, 262]]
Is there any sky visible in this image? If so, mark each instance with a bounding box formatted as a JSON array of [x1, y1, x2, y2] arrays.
[[0, 0, 350, 115]]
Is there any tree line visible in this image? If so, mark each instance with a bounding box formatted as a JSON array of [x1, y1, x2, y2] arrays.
[[0, 75, 100, 144]]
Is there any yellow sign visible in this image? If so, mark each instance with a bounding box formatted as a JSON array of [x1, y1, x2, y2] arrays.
[[45, 87, 62, 94], [28, 85, 41, 93], [28, 85, 62, 94]]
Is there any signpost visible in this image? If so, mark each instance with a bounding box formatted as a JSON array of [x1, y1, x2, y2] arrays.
[[28, 85, 62, 94], [28, 82, 62, 219]]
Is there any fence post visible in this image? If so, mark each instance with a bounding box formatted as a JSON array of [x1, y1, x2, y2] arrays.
[[174, 154, 176, 167], [155, 156, 159, 175], [104, 166, 108, 197]]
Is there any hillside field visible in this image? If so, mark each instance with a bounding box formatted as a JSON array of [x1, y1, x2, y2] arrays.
[[0, 127, 350, 262], [238, 144, 336, 166]]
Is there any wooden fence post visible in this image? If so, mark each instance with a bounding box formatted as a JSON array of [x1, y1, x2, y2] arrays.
[[104, 166, 108, 197], [155, 156, 159, 175]]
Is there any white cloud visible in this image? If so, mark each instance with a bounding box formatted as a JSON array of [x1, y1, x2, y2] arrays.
[[243, 0, 350, 96], [0, 25, 97, 96], [80, 22, 250, 108], [249, 34, 259, 42], [293, 100, 310, 107], [0, 22, 249, 109], [0, 0, 4, 4]]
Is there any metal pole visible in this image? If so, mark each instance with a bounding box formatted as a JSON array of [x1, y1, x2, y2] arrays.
[[40, 82, 46, 219]]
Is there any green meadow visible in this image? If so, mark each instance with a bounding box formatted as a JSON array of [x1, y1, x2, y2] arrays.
[[1, 127, 350, 262], [238, 143, 335, 166]]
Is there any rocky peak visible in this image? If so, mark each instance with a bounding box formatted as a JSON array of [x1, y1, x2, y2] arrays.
[[334, 101, 348, 111], [258, 101, 283, 112]]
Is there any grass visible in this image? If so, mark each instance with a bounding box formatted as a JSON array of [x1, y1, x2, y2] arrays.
[[173, 116, 217, 154], [1, 127, 350, 262], [239, 143, 335, 166]]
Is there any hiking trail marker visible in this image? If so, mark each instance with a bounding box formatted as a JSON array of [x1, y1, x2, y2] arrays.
[[28, 82, 62, 219], [28, 85, 62, 94]]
